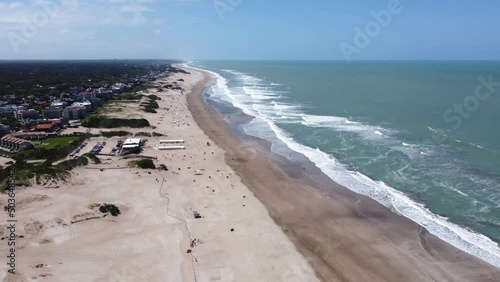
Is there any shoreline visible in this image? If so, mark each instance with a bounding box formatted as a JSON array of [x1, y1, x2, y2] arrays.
[[185, 67, 500, 280]]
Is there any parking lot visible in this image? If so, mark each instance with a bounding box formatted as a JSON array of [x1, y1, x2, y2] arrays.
[[68, 137, 124, 158], [68, 141, 88, 157], [89, 141, 107, 155]]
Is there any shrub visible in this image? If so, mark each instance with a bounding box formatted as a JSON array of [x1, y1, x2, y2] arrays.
[[83, 153, 101, 164], [88, 203, 101, 209], [57, 156, 89, 170], [135, 132, 152, 137], [140, 95, 159, 113], [170, 67, 190, 74], [128, 158, 155, 169], [100, 131, 130, 137], [140, 102, 159, 109], [99, 204, 121, 216], [119, 93, 143, 100], [82, 116, 150, 128], [143, 108, 157, 113]]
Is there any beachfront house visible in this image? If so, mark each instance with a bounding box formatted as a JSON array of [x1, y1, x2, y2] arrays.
[[13, 132, 48, 141], [0, 135, 33, 152]]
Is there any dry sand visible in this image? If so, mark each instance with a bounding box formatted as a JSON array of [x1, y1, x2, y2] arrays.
[[0, 70, 318, 281]]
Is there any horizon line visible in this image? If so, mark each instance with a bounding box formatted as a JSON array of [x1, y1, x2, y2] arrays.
[[1, 59, 500, 62]]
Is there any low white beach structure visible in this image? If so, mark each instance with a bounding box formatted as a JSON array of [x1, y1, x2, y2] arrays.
[[122, 138, 141, 149], [158, 139, 186, 150], [158, 145, 185, 150], [159, 139, 185, 145]]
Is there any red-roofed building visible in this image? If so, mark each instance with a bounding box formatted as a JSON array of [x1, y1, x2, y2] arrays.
[[34, 120, 61, 133]]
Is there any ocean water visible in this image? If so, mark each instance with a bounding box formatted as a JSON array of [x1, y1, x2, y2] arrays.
[[186, 61, 500, 267]]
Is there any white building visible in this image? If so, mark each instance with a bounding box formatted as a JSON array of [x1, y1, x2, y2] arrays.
[[122, 138, 141, 149], [51, 101, 67, 109], [73, 101, 92, 111]]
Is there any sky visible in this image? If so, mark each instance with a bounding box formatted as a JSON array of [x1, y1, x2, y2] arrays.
[[0, 0, 499, 60]]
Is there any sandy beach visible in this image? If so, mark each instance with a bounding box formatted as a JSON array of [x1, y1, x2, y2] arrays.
[[1, 67, 499, 281], [0, 70, 317, 281]]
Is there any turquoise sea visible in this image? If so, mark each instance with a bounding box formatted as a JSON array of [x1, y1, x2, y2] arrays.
[[187, 61, 500, 267]]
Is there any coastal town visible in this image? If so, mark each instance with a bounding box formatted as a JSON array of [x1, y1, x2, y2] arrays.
[[0, 67, 183, 155]]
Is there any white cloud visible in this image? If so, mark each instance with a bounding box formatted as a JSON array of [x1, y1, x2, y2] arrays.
[[0, 0, 160, 30], [0, 0, 201, 58]]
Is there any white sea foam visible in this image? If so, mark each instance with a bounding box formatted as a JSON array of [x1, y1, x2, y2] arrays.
[[185, 64, 500, 268], [455, 139, 489, 151], [301, 114, 393, 142]]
